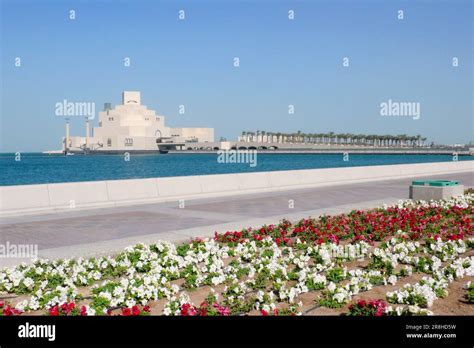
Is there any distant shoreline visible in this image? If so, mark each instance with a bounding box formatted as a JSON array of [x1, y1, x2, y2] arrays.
[[1, 149, 473, 156], [170, 149, 474, 156]]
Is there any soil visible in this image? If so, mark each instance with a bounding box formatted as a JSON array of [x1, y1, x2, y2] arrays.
[[2, 246, 473, 316]]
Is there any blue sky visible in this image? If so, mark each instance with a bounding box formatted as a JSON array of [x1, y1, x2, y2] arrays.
[[1, 0, 472, 152]]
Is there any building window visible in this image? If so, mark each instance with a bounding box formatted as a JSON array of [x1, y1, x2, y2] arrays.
[[125, 138, 133, 146], [108, 117, 114, 121], [107, 138, 112, 147]]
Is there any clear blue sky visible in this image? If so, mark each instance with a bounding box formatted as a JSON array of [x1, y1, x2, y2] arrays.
[[1, 0, 472, 152]]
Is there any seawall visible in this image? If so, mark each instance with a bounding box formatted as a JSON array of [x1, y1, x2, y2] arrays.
[[0, 161, 472, 217]]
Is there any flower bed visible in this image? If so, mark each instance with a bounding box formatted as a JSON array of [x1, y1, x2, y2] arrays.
[[464, 281, 474, 303], [347, 299, 387, 316], [0, 194, 473, 316]]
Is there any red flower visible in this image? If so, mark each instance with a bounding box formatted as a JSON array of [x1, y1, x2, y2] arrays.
[[180, 303, 198, 316], [143, 305, 151, 312], [131, 305, 141, 316], [49, 306, 59, 316], [180, 303, 190, 316], [59, 302, 75, 315], [80, 305, 87, 316], [3, 305, 13, 316], [121, 308, 132, 316]]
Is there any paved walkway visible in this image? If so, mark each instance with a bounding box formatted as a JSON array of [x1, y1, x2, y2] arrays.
[[0, 171, 472, 267]]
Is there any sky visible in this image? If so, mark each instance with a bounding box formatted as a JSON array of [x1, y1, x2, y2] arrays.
[[1, 0, 473, 152]]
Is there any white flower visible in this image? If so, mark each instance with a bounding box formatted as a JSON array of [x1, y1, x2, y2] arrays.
[[327, 282, 336, 293], [333, 292, 346, 303], [28, 296, 40, 311], [15, 300, 28, 311], [99, 291, 112, 301], [23, 277, 34, 289], [84, 305, 96, 316], [125, 299, 137, 307]]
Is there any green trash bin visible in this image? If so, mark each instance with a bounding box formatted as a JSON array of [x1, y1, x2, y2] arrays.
[[411, 180, 459, 187], [409, 179, 464, 200]]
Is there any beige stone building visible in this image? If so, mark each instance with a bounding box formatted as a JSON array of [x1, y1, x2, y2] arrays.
[[64, 91, 214, 152]]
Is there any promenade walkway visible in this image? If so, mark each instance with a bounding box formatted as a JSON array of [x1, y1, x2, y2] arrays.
[[0, 171, 472, 267]]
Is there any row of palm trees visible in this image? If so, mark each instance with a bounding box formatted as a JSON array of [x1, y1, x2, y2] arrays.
[[239, 131, 428, 148]]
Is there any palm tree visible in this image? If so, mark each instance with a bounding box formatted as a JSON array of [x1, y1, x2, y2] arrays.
[[400, 134, 408, 147], [276, 132, 281, 143], [328, 132, 334, 144], [266, 131, 272, 143], [415, 134, 422, 147], [240, 130, 426, 148], [248, 131, 255, 142], [336, 133, 346, 145], [247, 131, 253, 142], [344, 133, 352, 145]]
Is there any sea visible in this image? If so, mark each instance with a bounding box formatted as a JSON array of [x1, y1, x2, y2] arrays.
[[0, 153, 472, 186]]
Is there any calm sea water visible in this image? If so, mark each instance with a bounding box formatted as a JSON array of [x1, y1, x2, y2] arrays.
[[0, 153, 472, 186]]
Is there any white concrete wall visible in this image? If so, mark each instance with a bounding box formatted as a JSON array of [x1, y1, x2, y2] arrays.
[[0, 161, 472, 217], [170, 127, 214, 142]]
